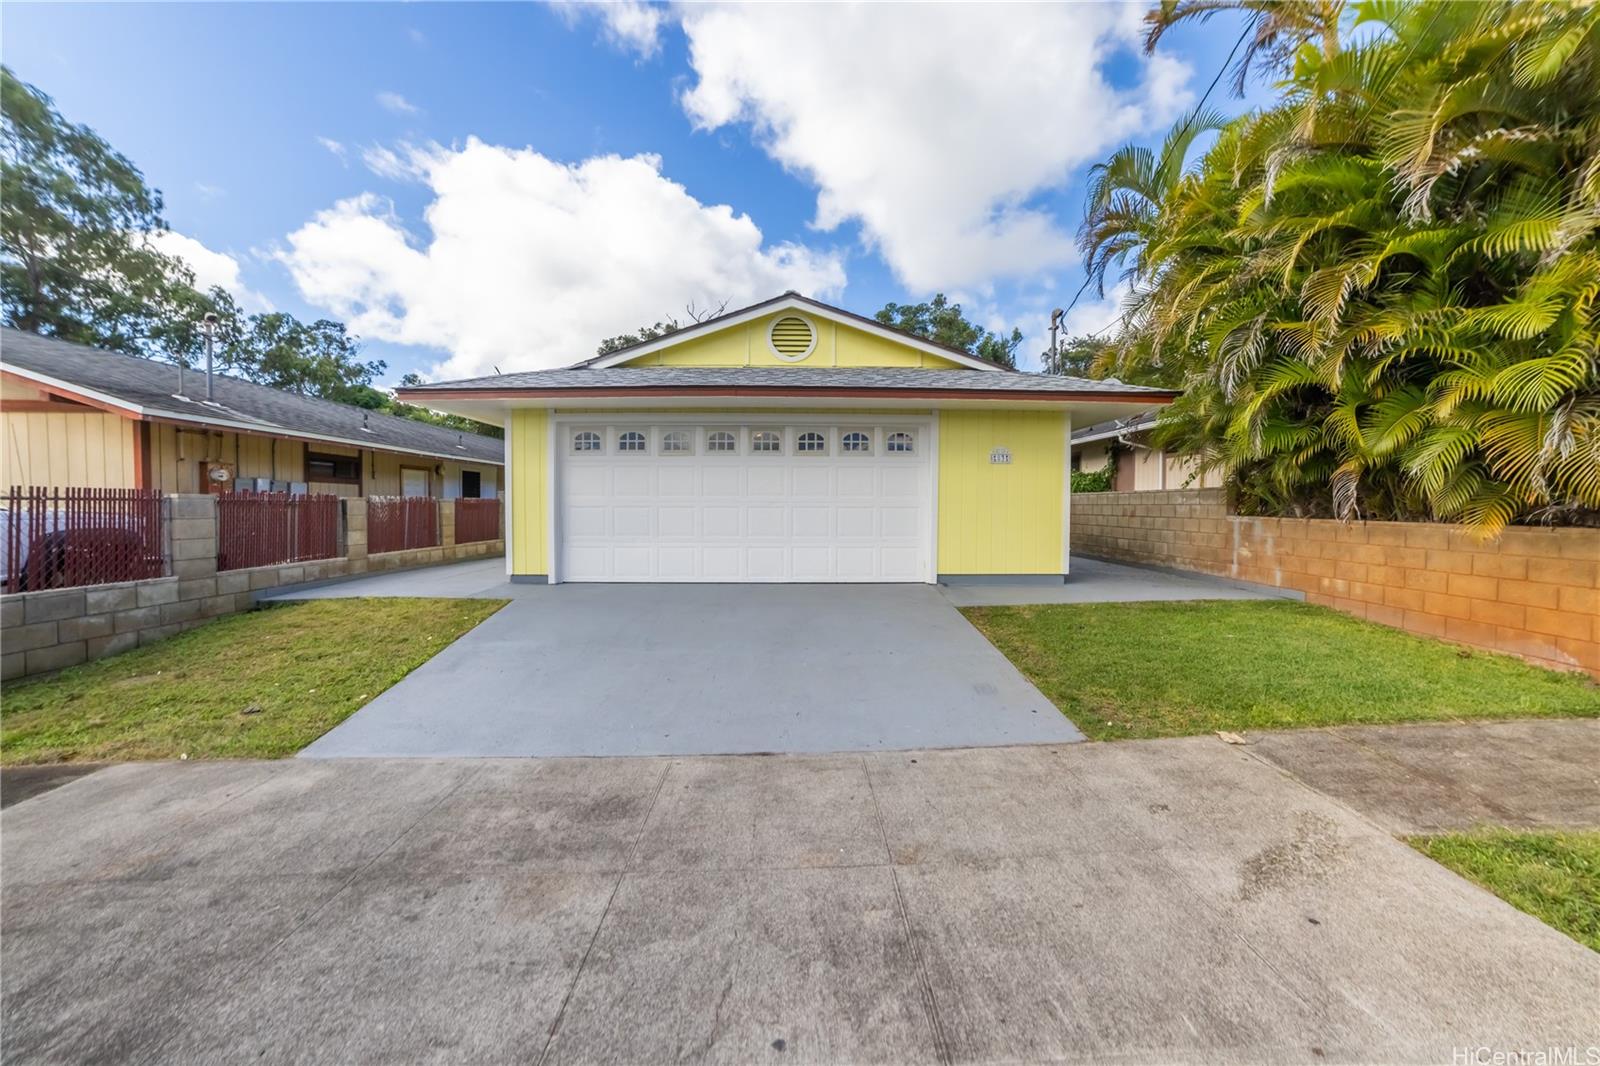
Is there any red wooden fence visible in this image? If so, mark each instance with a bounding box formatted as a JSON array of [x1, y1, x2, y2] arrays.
[[216, 492, 340, 572], [367, 496, 439, 554], [3, 486, 166, 593], [454, 497, 500, 544]]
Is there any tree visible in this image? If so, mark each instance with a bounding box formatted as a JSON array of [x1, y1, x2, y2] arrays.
[[874, 294, 1022, 368], [1, 66, 196, 354], [389, 372, 503, 440], [596, 299, 730, 356], [1082, 0, 1600, 533], [0, 67, 497, 437], [1042, 334, 1114, 378]]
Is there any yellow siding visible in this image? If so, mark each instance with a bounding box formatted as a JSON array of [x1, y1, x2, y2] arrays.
[[509, 408, 549, 575], [629, 314, 967, 369], [1, 411, 135, 488], [937, 409, 1066, 575]]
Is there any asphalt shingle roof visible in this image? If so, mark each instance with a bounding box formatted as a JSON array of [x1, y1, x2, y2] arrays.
[[404, 365, 1176, 397], [1, 328, 503, 464]]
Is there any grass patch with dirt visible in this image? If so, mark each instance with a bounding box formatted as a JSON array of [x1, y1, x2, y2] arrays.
[[962, 599, 1599, 740], [1411, 830, 1600, 952], [1, 597, 506, 764]]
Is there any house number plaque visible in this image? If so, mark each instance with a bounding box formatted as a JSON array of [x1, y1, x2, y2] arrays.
[[989, 446, 1012, 465]]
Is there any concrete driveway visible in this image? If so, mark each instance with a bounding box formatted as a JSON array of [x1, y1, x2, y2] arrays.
[[272, 557, 1280, 759], [4, 737, 1595, 1063], [296, 583, 1082, 757]]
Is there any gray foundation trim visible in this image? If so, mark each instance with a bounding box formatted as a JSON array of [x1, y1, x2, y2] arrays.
[[510, 574, 550, 585], [938, 574, 1067, 587]]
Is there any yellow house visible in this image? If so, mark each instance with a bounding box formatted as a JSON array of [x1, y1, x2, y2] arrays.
[[2, 328, 503, 498], [398, 293, 1175, 584]]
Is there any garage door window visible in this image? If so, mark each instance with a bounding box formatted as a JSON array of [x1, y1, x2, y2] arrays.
[[707, 430, 737, 453], [573, 430, 602, 453], [618, 430, 647, 453], [752, 430, 782, 454], [661, 430, 692, 455], [797, 431, 827, 454], [887, 431, 915, 454], [841, 431, 871, 453]]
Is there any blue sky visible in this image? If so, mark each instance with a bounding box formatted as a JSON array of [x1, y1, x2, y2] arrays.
[[2, 2, 1254, 382]]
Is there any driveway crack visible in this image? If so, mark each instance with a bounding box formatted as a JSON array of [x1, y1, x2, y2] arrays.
[[863, 756, 951, 1065], [536, 758, 673, 1066]]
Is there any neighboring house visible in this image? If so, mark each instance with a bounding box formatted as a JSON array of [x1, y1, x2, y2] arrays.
[[1072, 412, 1223, 492], [399, 292, 1174, 584], [1, 329, 502, 498]]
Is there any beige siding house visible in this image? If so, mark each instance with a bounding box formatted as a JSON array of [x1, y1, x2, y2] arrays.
[[1071, 413, 1222, 492], [2, 329, 502, 497]]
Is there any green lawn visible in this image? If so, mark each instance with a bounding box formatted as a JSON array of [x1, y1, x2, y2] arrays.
[[962, 600, 1600, 740], [1411, 830, 1600, 952], [1, 597, 506, 764]]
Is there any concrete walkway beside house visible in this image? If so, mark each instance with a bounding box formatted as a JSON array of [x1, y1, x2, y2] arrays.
[[3, 734, 1596, 1064]]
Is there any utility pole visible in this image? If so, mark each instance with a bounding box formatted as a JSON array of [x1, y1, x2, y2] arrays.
[[1047, 308, 1064, 373]]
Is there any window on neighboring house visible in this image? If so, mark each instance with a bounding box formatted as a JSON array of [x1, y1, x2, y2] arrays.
[[461, 470, 482, 498], [886, 431, 915, 454], [618, 430, 647, 452], [306, 452, 360, 482], [752, 430, 782, 453], [707, 430, 737, 453], [841, 431, 871, 453], [797, 431, 826, 454], [661, 430, 692, 454], [573, 430, 602, 453]]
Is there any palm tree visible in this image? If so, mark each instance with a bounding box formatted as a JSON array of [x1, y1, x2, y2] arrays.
[[1089, 0, 1600, 534]]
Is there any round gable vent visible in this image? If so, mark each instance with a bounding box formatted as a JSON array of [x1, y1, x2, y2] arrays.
[[768, 315, 817, 361]]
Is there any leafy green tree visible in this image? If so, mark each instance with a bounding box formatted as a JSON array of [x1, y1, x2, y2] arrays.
[[1, 66, 196, 354], [597, 319, 683, 356], [874, 294, 1021, 368], [1082, 0, 1600, 534], [390, 372, 503, 439]]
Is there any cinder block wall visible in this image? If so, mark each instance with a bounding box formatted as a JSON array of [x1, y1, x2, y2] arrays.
[[1072, 488, 1599, 676], [1, 494, 504, 681]]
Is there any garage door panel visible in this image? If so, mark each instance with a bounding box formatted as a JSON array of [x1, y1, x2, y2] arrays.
[[747, 506, 786, 538], [703, 468, 743, 495], [791, 506, 832, 538], [657, 466, 696, 496], [613, 467, 653, 495], [791, 466, 833, 496], [837, 468, 876, 497], [746, 467, 787, 495], [612, 507, 652, 537], [558, 422, 930, 582], [703, 506, 741, 538], [836, 507, 877, 538]]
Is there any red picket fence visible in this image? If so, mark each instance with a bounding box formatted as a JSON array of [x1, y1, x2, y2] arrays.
[[216, 492, 340, 572], [368, 495, 438, 554], [454, 497, 500, 544], [3, 486, 166, 593]]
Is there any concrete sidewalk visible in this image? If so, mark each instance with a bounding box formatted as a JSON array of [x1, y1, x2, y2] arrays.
[[1249, 717, 1600, 834], [4, 737, 1595, 1064]]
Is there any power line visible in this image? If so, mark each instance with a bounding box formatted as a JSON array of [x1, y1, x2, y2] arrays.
[[1059, 12, 1260, 332]]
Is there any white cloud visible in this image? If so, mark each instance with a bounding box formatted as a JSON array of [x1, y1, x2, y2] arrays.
[[555, 0, 666, 57], [376, 91, 420, 115], [149, 230, 271, 313], [676, 4, 1191, 292], [277, 138, 846, 379], [317, 136, 348, 164]]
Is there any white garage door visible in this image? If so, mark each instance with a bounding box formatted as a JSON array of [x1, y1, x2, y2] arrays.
[[557, 421, 933, 582]]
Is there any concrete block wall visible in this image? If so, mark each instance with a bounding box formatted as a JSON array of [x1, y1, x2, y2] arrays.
[[1072, 488, 1599, 676], [1, 494, 504, 681]]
